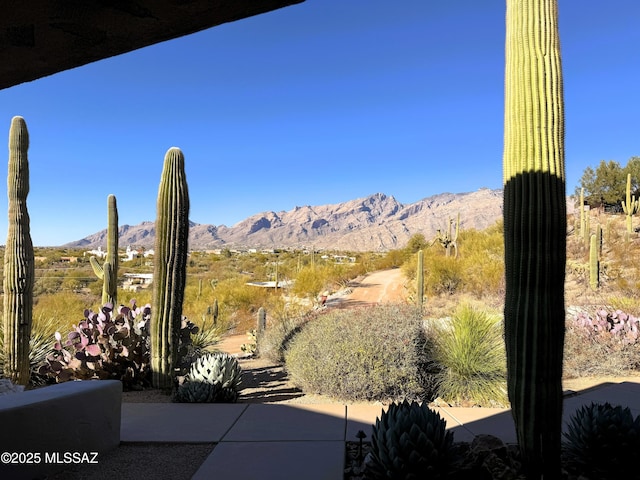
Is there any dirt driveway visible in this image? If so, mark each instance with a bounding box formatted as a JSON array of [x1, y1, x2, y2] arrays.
[[329, 268, 407, 308]]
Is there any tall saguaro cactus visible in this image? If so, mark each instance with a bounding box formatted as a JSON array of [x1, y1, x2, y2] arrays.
[[90, 194, 119, 306], [3, 116, 35, 385], [151, 147, 190, 390], [503, 1, 566, 477]]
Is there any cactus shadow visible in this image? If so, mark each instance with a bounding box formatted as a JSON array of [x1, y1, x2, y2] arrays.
[[238, 365, 306, 403]]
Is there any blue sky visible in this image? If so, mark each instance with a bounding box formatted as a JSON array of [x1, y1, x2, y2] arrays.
[[0, 0, 639, 246]]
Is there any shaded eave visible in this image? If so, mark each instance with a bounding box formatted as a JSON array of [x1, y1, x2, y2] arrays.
[[0, 0, 304, 91]]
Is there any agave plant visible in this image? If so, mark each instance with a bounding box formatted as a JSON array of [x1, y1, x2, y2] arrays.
[[175, 352, 242, 403], [367, 400, 454, 479], [563, 402, 640, 479]]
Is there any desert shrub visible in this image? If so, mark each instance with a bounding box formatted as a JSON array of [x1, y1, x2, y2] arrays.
[[401, 224, 504, 300], [284, 304, 428, 402], [564, 307, 640, 377], [425, 255, 463, 295], [428, 303, 508, 407], [291, 265, 330, 300], [258, 301, 315, 363]]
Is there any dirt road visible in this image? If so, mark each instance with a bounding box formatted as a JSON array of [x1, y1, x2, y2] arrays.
[[218, 268, 408, 355], [329, 268, 407, 308]]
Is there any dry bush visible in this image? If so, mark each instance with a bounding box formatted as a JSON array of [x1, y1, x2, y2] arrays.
[[563, 307, 640, 378], [284, 304, 429, 402]]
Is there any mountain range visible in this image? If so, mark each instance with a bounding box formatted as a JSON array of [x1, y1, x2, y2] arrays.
[[66, 189, 508, 252]]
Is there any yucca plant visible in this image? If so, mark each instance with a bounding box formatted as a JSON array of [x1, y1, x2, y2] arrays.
[[0, 313, 58, 386], [563, 402, 640, 479], [430, 304, 508, 407], [367, 400, 454, 479]]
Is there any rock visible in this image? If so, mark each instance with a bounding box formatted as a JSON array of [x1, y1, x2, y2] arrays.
[[0, 378, 24, 395]]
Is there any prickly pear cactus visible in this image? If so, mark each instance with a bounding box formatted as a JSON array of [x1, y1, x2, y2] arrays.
[[3, 116, 35, 385]]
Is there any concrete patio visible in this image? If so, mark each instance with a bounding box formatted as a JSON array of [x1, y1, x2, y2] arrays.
[[116, 379, 640, 479]]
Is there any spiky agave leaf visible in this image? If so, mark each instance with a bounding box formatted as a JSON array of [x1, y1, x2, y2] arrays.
[[563, 402, 640, 479], [368, 400, 453, 479], [187, 352, 242, 392]]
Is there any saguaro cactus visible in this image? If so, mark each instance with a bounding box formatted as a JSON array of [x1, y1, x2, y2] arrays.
[[621, 173, 639, 236], [503, 1, 566, 477], [3, 116, 35, 385], [416, 249, 424, 311], [151, 147, 190, 390], [579, 188, 585, 238], [589, 234, 599, 291], [435, 213, 460, 258], [90, 194, 119, 306]]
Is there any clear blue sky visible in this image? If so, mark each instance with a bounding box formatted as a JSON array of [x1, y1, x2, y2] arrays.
[[0, 0, 638, 246]]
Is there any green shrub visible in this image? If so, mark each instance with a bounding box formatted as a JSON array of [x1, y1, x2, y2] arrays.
[[429, 303, 508, 406], [284, 304, 428, 402]]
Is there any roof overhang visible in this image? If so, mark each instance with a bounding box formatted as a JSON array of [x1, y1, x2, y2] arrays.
[[0, 0, 304, 91]]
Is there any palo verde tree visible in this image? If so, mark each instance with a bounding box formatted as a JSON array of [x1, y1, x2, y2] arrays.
[[503, 1, 566, 478]]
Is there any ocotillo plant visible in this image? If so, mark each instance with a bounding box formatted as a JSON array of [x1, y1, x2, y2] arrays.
[[621, 173, 639, 236], [589, 234, 599, 291], [416, 249, 424, 311], [503, 1, 566, 477], [90, 194, 119, 306], [3, 116, 35, 385], [151, 147, 190, 390]]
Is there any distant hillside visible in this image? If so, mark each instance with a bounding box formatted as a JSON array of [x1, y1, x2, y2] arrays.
[[66, 189, 507, 252]]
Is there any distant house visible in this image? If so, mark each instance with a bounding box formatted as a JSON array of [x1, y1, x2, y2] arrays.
[[84, 246, 107, 258], [122, 273, 153, 292], [59, 256, 78, 263], [122, 245, 141, 262]]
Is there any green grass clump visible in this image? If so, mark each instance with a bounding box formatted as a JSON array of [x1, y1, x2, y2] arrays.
[[429, 303, 508, 407], [284, 304, 427, 402]]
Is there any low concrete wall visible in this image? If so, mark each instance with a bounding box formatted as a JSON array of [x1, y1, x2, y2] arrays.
[[0, 379, 121, 479]]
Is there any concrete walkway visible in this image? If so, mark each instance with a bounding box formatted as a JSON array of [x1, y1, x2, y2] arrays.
[[120, 379, 640, 480]]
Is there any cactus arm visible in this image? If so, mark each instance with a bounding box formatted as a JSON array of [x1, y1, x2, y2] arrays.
[[503, 1, 565, 477], [151, 147, 190, 390], [89, 256, 104, 279], [3, 116, 35, 385]]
